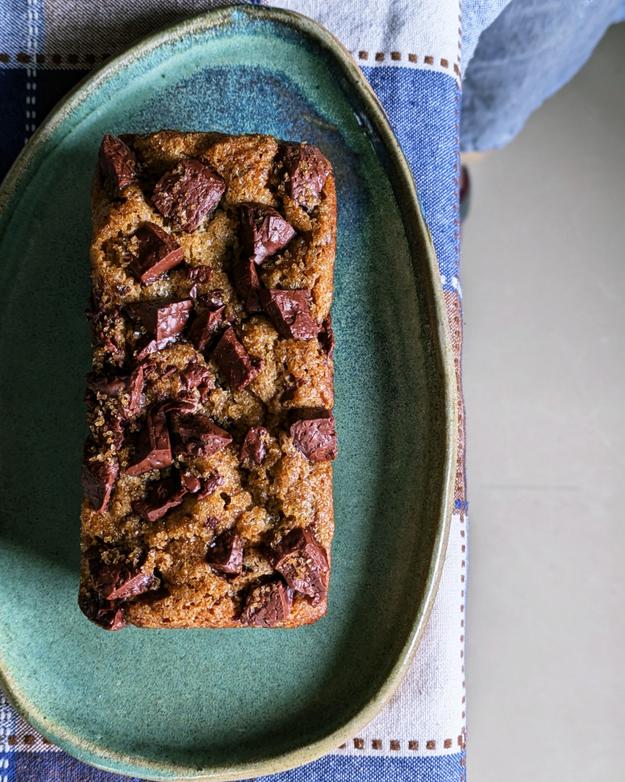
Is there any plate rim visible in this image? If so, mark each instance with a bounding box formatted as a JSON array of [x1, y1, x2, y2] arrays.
[[0, 4, 458, 780]]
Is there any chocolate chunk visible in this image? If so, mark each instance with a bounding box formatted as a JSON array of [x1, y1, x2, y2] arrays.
[[105, 571, 160, 601], [98, 134, 137, 196], [134, 337, 171, 361], [318, 316, 335, 358], [197, 473, 223, 499], [185, 265, 213, 284], [180, 361, 215, 396], [259, 289, 319, 340], [282, 144, 331, 206], [240, 426, 269, 467], [126, 364, 145, 415], [127, 298, 192, 342], [87, 373, 126, 397], [240, 580, 292, 627], [239, 203, 296, 264], [231, 256, 262, 313], [79, 592, 126, 631], [126, 407, 173, 475], [188, 306, 225, 351], [157, 394, 198, 415], [130, 222, 184, 285], [152, 159, 226, 232], [180, 471, 202, 494], [274, 527, 329, 604], [132, 474, 186, 522], [290, 415, 337, 462], [206, 531, 244, 576], [171, 413, 232, 457], [212, 327, 260, 390], [81, 459, 118, 512]]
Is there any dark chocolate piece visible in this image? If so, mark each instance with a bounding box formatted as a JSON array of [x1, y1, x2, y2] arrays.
[[87, 374, 126, 397], [180, 471, 202, 494], [157, 395, 198, 415], [126, 365, 145, 415], [274, 527, 329, 604], [290, 415, 337, 462], [212, 327, 260, 390], [130, 222, 184, 285], [79, 593, 126, 631], [128, 298, 192, 342], [180, 361, 215, 396], [188, 306, 225, 351], [197, 473, 223, 499], [240, 426, 269, 467], [282, 144, 331, 205], [132, 474, 186, 522], [98, 134, 137, 196], [206, 531, 244, 576], [152, 159, 226, 232], [105, 571, 160, 601], [231, 256, 262, 313], [171, 413, 232, 457], [260, 289, 319, 340], [185, 265, 213, 284], [126, 407, 173, 475], [318, 316, 335, 358], [240, 580, 292, 627], [239, 203, 295, 264], [81, 459, 118, 512]]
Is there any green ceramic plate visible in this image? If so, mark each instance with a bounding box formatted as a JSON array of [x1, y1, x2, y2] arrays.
[[0, 6, 456, 781]]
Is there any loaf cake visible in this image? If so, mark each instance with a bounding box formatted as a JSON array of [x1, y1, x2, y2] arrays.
[[79, 130, 336, 630]]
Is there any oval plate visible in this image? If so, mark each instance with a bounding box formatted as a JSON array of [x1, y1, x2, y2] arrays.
[[0, 5, 456, 781]]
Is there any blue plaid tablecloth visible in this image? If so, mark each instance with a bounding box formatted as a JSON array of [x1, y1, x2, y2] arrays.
[[0, 1, 467, 780]]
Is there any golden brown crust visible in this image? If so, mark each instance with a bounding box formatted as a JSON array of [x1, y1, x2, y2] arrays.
[[80, 131, 336, 629]]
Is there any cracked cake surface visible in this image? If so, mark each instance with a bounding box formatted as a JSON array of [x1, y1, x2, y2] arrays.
[[79, 130, 336, 629]]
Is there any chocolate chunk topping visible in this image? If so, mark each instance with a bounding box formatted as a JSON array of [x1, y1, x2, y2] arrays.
[[130, 222, 184, 285], [79, 593, 126, 631], [98, 134, 137, 196], [88, 365, 144, 418], [180, 471, 202, 494], [126, 407, 173, 475], [157, 394, 198, 415], [290, 415, 337, 462], [318, 316, 335, 358], [239, 203, 296, 264], [185, 265, 213, 284], [274, 527, 329, 604], [188, 306, 225, 351], [240, 426, 269, 467], [231, 256, 262, 313], [282, 144, 331, 206], [126, 365, 145, 415], [132, 474, 186, 522], [171, 413, 232, 457], [206, 531, 244, 576], [81, 459, 118, 512], [152, 159, 226, 232], [180, 361, 215, 396], [128, 298, 192, 342], [240, 580, 293, 627], [212, 327, 260, 390], [260, 289, 319, 340], [197, 472, 223, 499], [87, 374, 126, 397], [104, 571, 160, 601]]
